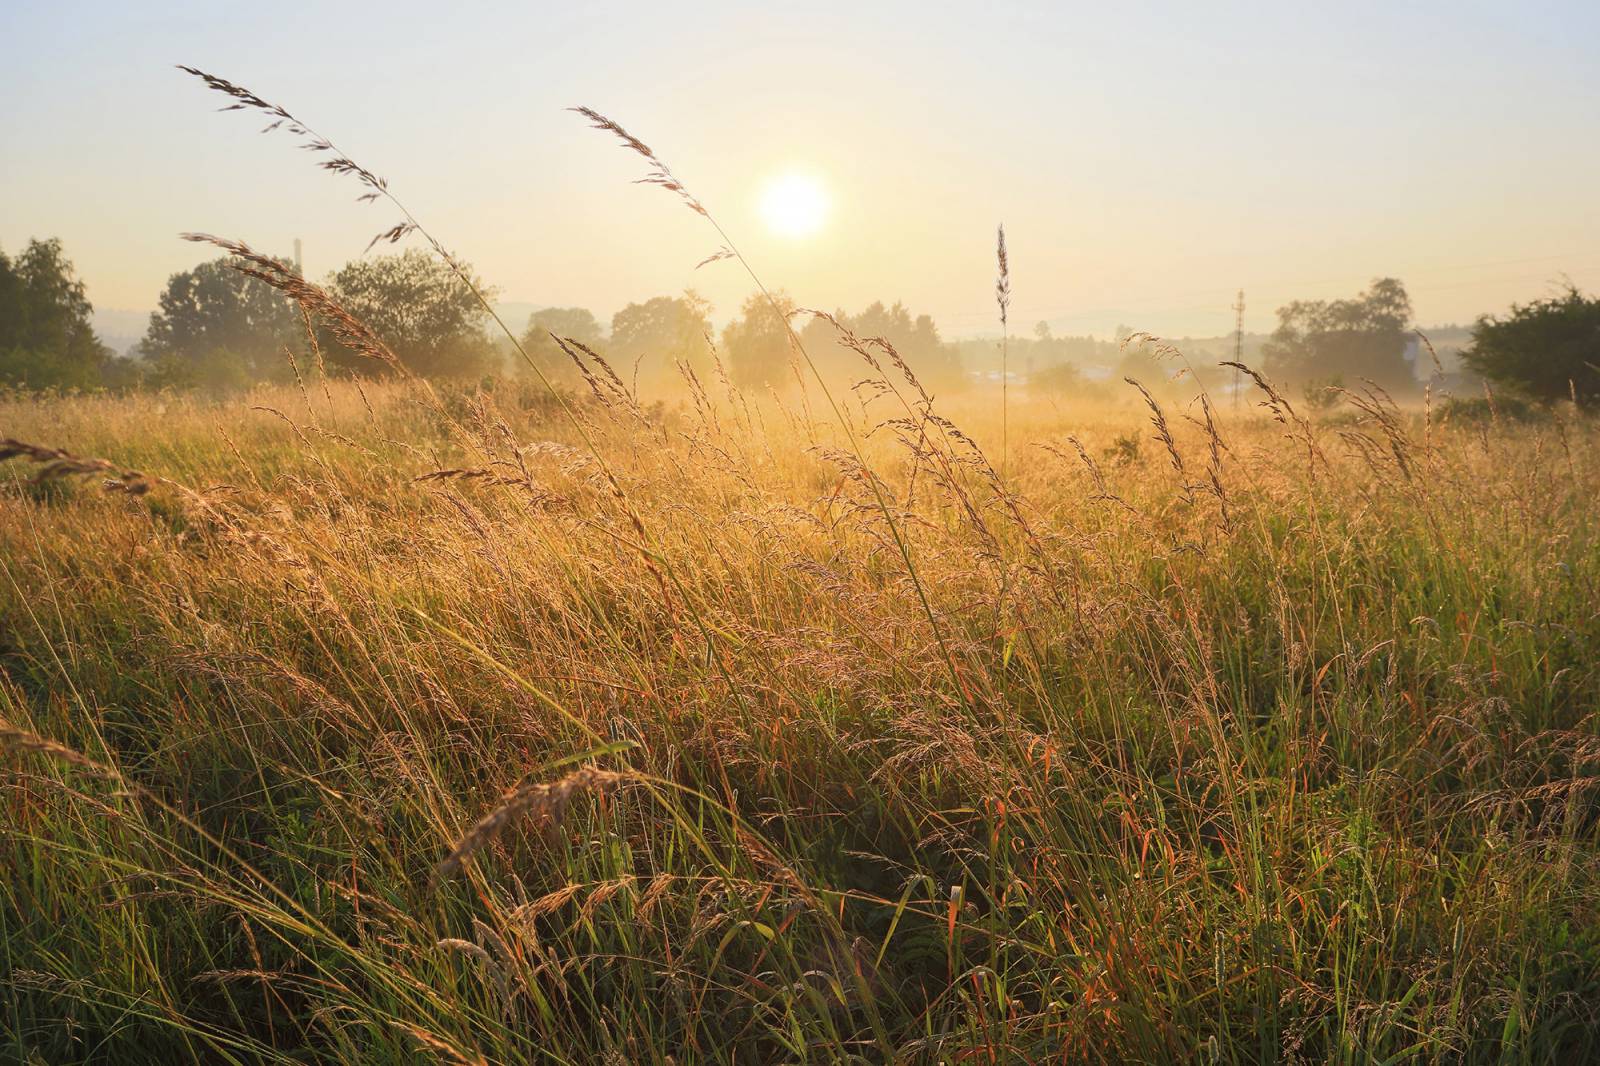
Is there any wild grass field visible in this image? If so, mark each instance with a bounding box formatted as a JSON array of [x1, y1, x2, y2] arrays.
[[3, 365, 1600, 1062]]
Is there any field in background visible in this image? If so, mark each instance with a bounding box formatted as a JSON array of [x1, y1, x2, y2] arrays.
[[3, 373, 1600, 1063]]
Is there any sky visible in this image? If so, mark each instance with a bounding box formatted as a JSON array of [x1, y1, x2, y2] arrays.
[[3, 1, 1599, 342]]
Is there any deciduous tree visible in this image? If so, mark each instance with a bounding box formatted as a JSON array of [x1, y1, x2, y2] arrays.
[[0, 238, 110, 390], [610, 291, 712, 387], [1262, 277, 1414, 391], [326, 250, 496, 378], [140, 256, 299, 388], [723, 292, 795, 389], [517, 307, 605, 384]]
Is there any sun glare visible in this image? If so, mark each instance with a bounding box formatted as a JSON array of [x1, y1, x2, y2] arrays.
[[759, 172, 829, 239]]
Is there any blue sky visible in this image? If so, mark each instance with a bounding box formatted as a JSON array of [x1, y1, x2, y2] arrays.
[[3, 1, 1597, 338]]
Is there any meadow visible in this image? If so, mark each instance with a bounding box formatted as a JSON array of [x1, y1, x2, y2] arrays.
[[3, 363, 1599, 1063]]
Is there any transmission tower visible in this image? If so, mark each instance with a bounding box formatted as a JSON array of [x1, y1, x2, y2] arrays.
[[1231, 289, 1245, 410]]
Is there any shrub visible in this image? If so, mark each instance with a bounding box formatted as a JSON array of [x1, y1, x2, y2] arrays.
[[1462, 285, 1600, 406]]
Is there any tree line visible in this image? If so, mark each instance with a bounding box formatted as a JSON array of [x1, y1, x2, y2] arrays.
[[1, 239, 967, 396], [3, 235, 1597, 406]]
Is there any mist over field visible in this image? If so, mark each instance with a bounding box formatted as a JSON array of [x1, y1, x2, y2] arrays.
[[4, 3, 1600, 1063]]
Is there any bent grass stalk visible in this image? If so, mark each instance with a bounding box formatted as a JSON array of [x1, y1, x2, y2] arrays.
[[177, 67, 776, 751], [570, 106, 969, 705]]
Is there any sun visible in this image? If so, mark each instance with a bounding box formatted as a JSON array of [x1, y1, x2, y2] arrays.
[[759, 172, 829, 239]]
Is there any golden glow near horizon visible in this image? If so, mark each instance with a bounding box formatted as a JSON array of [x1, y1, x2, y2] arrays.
[[4, 5, 1600, 333], [759, 173, 829, 240]]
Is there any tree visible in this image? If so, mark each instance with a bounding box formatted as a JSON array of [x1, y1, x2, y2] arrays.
[[1462, 285, 1600, 405], [1261, 278, 1414, 391], [610, 291, 712, 387], [140, 256, 299, 389], [0, 238, 110, 390], [517, 307, 605, 384], [326, 250, 496, 378], [852, 301, 960, 385], [798, 300, 963, 389], [722, 292, 796, 389]]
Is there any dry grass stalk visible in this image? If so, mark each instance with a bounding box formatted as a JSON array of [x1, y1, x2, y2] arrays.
[[1124, 379, 1192, 504], [395, 1023, 489, 1066], [0, 722, 109, 775], [995, 224, 1011, 478], [180, 235, 407, 377], [1198, 394, 1232, 531], [1221, 358, 1328, 478], [695, 247, 735, 269], [1120, 331, 1186, 363], [1221, 360, 1299, 425], [1334, 380, 1415, 483], [178, 66, 416, 251], [434, 765, 630, 883], [0, 438, 149, 495], [569, 107, 706, 217]]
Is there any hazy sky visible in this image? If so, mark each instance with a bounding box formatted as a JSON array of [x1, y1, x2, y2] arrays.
[[3, 1, 1598, 339]]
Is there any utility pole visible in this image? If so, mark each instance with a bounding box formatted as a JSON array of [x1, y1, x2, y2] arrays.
[[293, 238, 303, 275], [1231, 289, 1245, 410]]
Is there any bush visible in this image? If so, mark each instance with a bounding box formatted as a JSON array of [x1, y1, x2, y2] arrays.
[[1030, 361, 1084, 393], [1438, 393, 1542, 424], [1301, 376, 1345, 414], [1463, 286, 1600, 405]]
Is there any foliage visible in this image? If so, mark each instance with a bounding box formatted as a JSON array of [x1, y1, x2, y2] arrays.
[[0, 238, 110, 390], [325, 250, 497, 378], [721, 291, 796, 388], [1262, 277, 1415, 390], [1462, 285, 1600, 405], [516, 307, 606, 384], [799, 299, 963, 389], [608, 291, 712, 388], [1104, 431, 1142, 464], [1301, 375, 1345, 413], [140, 256, 300, 390], [1438, 393, 1542, 424]]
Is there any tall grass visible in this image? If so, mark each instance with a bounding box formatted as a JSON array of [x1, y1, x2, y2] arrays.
[[4, 376, 1599, 1063], [2, 75, 1600, 1064]]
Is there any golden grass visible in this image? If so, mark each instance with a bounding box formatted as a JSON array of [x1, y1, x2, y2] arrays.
[[3, 372, 1599, 1061]]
